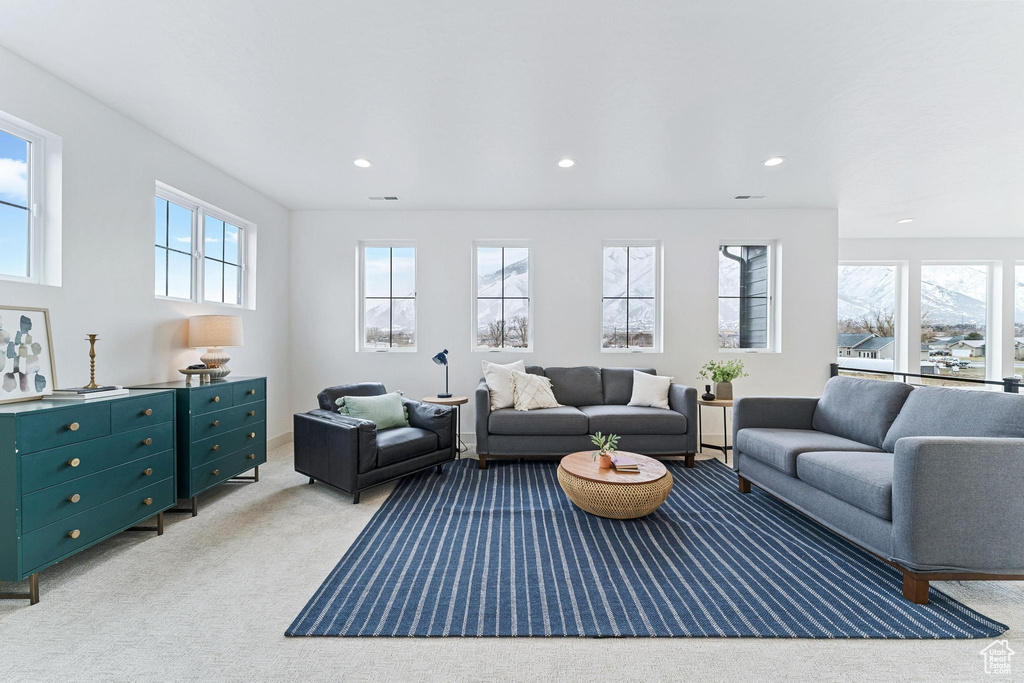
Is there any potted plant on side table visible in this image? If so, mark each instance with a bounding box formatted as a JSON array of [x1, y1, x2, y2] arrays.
[[697, 360, 748, 400], [591, 431, 621, 469]]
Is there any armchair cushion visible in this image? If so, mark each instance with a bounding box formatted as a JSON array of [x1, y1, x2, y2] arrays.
[[812, 376, 912, 450], [376, 427, 440, 468], [796, 451, 894, 520], [579, 405, 687, 435], [403, 398, 454, 449], [337, 392, 409, 430], [736, 427, 883, 476]]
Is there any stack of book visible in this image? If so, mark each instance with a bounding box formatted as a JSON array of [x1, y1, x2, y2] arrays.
[[611, 454, 640, 472], [50, 386, 129, 401]]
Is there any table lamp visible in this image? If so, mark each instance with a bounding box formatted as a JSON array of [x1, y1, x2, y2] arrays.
[[188, 315, 244, 379], [432, 349, 451, 398]]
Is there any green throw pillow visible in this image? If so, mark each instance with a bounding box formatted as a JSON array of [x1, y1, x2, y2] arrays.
[[335, 392, 409, 429]]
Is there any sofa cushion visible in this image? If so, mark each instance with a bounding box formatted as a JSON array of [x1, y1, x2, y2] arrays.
[[601, 368, 656, 405], [579, 405, 687, 435], [812, 376, 913, 450], [545, 366, 604, 406], [796, 451, 894, 520], [736, 428, 884, 477], [376, 427, 439, 468], [488, 406, 589, 435], [882, 385, 1024, 452]]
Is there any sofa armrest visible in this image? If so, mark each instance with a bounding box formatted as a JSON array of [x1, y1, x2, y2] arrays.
[[403, 398, 454, 449], [891, 436, 1024, 574], [475, 379, 491, 455], [292, 409, 377, 490], [668, 384, 698, 453]]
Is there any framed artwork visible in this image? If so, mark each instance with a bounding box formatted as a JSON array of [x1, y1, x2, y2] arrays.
[[0, 306, 57, 404]]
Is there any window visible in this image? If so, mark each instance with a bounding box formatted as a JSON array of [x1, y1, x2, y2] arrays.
[[601, 243, 661, 351], [474, 244, 531, 350], [360, 244, 416, 350], [0, 110, 60, 285], [1017, 265, 1024, 376], [920, 263, 988, 380], [837, 263, 898, 370], [718, 243, 774, 350], [154, 183, 251, 307]]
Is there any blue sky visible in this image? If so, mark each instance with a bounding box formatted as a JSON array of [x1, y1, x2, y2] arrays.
[[0, 128, 29, 277]]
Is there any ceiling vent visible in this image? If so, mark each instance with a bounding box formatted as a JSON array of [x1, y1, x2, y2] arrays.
[[734, 195, 767, 200], [368, 196, 399, 201]]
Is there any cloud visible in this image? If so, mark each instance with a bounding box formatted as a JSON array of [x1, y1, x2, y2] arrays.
[[0, 158, 28, 205]]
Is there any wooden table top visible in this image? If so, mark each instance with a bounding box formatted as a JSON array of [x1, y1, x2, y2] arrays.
[[697, 398, 734, 407], [559, 451, 667, 484], [421, 395, 469, 406]]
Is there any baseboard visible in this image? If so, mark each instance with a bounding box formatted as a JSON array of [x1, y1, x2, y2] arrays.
[[268, 431, 293, 450]]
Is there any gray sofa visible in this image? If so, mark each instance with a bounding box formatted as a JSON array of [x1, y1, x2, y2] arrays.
[[475, 366, 697, 468], [733, 375, 1024, 603]]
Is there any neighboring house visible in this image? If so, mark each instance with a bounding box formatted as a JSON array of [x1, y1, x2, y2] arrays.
[[1016, 337, 1024, 360], [837, 333, 895, 360], [950, 339, 986, 358]]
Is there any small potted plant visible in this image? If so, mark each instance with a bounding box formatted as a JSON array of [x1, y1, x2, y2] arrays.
[[591, 431, 620, 469], [697, 360, 748, 400]]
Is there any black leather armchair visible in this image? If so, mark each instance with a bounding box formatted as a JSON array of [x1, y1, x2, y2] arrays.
[[294, 383, 456, 503]]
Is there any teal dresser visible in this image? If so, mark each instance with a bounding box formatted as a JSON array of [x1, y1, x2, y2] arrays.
[[0, 390, 176, 605], [133, 377, 266, 516]]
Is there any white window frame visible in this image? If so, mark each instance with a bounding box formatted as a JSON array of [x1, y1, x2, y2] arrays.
[[471, 240, 534, 352], [718, 240, 779, 354], [920, 260, 993, 381], [600, 240, 663, 353], [837, 260, 903, 371], [155, 182, 253, 309], [356, 240, 418, 353], [0, 110, 61, 286]]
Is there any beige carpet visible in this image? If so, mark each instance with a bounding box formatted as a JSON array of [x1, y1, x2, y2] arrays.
[[1, 443, 1019, 682]]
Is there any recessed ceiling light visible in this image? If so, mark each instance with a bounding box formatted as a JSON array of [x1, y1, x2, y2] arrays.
[[896, 218, 915, 224], [353, 158, 373, 168], [762, 156, 786, 167], [557, 158, 575, 168]]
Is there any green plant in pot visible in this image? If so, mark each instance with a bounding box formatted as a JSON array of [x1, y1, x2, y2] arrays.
[[697, 360, 748, 400], [591, 431, 620, 469]]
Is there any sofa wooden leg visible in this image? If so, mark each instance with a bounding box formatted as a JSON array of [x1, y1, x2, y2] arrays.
[[478, 456, 487, 470], [684, 453, 695, 468], [352, 492, 360, 504], [738, 476, 751, 494], [902, 573, 930, 604]]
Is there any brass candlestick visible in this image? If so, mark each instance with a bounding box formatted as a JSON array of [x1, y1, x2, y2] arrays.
[[84, 334, 100, 389]]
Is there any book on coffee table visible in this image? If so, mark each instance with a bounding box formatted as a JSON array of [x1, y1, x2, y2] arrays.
[[611, 455, 640, 472]]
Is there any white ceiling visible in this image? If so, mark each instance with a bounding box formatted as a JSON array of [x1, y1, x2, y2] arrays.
[[0, 1, 1022, 237]]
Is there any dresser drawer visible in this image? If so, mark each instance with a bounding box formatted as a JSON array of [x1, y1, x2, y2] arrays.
[[191, 443, 266, 495], [110, 392, 174, 434], [21, 477, 174, 573], [189, 423, 265, 467], [16, 402, 111, 455], [22, 450, 174, 533], [21, 422, 174, 493], [190, 385, 233, 415], [232, 379, 265, 406], [190, 401, 266, 441]]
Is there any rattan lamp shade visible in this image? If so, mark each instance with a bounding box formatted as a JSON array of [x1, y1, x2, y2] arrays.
[[188, 315, 244, 348]]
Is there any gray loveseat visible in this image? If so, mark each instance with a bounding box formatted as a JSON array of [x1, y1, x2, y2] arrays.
[[733, 375, 1024, 603], [475, 366, 697, 468]]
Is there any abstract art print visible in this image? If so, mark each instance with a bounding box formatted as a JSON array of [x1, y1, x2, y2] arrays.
[[0, 306, 56, 404]]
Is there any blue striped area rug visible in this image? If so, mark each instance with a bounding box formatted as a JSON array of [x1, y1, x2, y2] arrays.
[[286, 459, 1006, 638]]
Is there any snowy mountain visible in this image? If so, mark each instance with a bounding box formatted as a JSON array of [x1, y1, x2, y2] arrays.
[[601, 247, 656, 335]]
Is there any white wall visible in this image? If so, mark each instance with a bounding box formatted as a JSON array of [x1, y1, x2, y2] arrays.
[[290, 209, 839, 437], [0, 47, 292, 438]]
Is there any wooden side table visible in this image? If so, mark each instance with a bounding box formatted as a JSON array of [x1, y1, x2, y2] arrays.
[[697, 398, 733, 463], [421, 395, 469, 456]]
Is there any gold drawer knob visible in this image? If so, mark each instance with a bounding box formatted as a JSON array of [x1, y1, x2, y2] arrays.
[[142, 468, 153, 476], [67, 458, 81, 468], [212, 420, 220, 427], [212, 469, 220, 476], [248, 389, 256, 395], [211, 444, 220, 451], [142, 438, 153, 446], [68, 529, 81, 539], [247, 453, 255, 460], [68, 494, 81, 504], [143, 497, 153, 506], [248, 432, 255, 439], [248, 411, 255, 417], [143, 408, 153, 416], [213, 396, 220, 403], [68, 422, 80, 432]]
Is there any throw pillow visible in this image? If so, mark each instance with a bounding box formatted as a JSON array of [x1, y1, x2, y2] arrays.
[[334, 392, 409, 429], [510, 370, 561, 411], [628, 370, 673, 409], [481, 359, 526, 410]]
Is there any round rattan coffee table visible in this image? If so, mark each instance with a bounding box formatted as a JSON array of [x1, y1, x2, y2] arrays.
[[557, 451, 673, 519]]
